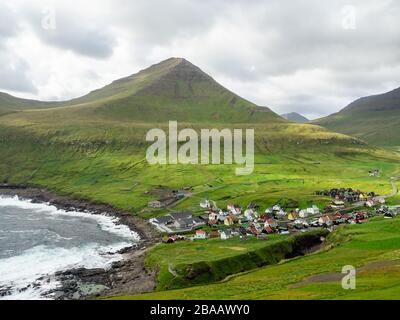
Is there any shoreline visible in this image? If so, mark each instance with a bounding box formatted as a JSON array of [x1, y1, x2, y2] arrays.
[[0, 186, 161, 300]]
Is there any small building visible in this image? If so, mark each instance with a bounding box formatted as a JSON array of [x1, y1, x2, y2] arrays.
[[224, 215, 235, 226], [195, 230, 207, 240], [365, 200, 375, 208], [220, 230, 232, 240], [173, 217, 194, 229], [331, 200, 345, 209], [170, 211, 193, 221], [244, 209, 259, 221], [299, 209, 308, 218], [200, 199, 211, 209], [277, 221, 289, 232], [264, 218, 278, 229], [153, 215, 174, 225], [288, 211, 298, 221], [209, 230, 220, 238], [192, 216, 206, 226], [307, 205, 320, 215], [263, 226, 274, 234], [318, 215, 333, 226], [227, 204, 242, 215]]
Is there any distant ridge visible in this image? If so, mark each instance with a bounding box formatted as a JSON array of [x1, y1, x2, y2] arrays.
[[314, 86, 400, 146], [281, 112, 309, 123]]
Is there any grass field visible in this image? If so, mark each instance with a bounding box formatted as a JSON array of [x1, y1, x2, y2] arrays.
[[114, 216, 400, 300]]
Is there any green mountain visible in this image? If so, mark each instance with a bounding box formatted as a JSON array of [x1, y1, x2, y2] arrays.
[[0, 57, 361, 148], [281, 112, 309, 123], [15, 57, 283, 124], [314, 86, 400, 146]]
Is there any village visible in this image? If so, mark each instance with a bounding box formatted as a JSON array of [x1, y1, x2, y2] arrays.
[[149, 186, 400, 243]]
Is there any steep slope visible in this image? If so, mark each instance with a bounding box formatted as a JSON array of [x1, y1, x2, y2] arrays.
[[314, 86, 400, 146], [281, 112, 309, 123]]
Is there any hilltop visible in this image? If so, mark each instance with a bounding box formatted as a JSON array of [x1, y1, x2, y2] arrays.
[[314, 86, 400, 147], [281, 112, 309, 123]]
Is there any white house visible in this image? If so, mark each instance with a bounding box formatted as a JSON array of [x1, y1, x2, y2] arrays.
[[275, 209, 287, 218], [306, 205, 320, 215], [227, 204, 241, 215], [299, 209, 308, 218], [365, 200, 375, 208], [220, 230, 232, 240], [200, 199, 210, 209], [272, 205, 282, 211], [244, 209, 259, 221], [195, 230, 207, 240], [208, 212, 218, 221]]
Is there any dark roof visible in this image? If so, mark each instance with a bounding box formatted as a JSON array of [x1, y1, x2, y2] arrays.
[[155, 215, 174, 224], [169, 211, 193, 220], [193, 216, 205, 224], [278, 222, 289, 229]]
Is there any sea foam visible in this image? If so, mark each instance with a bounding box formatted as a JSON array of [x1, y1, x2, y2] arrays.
[[0, 195, 140, 300]]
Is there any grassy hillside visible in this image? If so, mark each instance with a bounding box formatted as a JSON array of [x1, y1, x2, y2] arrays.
[[315, 87, 400, 147], [113, 216, 400, 300]]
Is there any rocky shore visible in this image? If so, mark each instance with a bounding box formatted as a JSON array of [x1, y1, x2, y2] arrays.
[[0, 186, 161, 300]]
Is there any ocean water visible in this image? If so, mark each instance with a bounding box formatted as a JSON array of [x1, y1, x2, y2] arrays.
[[0, 195, 140, 300]]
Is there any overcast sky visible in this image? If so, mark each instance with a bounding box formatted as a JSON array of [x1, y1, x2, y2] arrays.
[[1, 0, 399, 119]]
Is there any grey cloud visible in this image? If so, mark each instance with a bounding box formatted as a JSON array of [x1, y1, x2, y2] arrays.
[[116, 0, 222, 45], [0, 53, 37, 93], [23, 5, 116, 59], [0, 4, 19, 42]]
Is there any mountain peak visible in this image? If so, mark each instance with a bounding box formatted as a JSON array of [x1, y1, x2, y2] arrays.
[[281, 112, 309, 123], [153, 57, 214, 82]]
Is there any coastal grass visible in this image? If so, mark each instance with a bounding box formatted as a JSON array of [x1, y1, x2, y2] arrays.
[[113, 217, 400, 300]]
